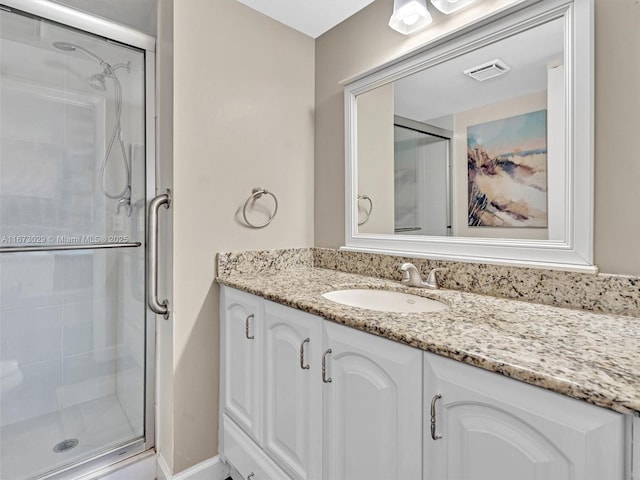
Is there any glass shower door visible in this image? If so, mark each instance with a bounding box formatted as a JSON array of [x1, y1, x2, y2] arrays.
[[0, 6, 150, 479], [393, 125, 451, 236]]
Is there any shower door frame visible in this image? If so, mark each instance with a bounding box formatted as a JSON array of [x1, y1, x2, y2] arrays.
[[1, 1, 157, 478]]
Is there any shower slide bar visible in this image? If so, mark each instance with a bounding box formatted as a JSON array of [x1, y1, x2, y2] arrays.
[[0, 242, 141, 253]]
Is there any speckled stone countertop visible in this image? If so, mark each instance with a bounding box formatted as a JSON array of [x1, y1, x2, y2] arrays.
[[217, 253, 640, 416]]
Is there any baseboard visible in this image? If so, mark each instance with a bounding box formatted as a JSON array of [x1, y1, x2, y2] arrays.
[[157, 455, 228, 480], [157, 455, 171, 480]]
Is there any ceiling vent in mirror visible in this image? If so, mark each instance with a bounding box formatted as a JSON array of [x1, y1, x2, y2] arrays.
[[463, 59, 511, 81]]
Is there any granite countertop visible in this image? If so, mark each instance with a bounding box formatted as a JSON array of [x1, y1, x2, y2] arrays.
[[217, 265, 640, 416]]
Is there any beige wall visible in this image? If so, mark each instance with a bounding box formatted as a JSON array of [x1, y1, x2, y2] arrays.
[[315, 0, 640, 275], [594, 0, 640, 275], [172, 0, 315, 473], [156, 0, 174, 472]]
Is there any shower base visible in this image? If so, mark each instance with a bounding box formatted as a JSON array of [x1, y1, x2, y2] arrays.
[[0, 395, 136, 480]]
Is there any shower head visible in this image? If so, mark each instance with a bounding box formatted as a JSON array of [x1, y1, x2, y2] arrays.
[[53, 41, 114, 92], [88, 71, 107, 91], [53, 41, 132, 205]]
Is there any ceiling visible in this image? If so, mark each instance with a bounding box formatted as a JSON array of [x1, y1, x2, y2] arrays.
[[236, 0, 376, 38], [393, 16, 565, 123]]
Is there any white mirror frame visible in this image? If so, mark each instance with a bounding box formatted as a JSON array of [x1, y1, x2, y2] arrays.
[[343, 0, 595, 273]]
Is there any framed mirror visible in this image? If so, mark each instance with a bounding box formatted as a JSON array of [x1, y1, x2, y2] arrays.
[[344, 0, 595, 272]]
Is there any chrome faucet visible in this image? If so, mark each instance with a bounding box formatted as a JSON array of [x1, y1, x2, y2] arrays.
[[398, 263, 446, 289]]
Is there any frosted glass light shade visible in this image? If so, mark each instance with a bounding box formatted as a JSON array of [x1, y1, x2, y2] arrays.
[[389, 0, 433, 35], [430, 0, 476, 14]]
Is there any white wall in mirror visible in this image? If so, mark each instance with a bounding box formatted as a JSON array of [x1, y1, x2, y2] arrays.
[[357, 83, 395, 233], [344, 0, 595, 272]]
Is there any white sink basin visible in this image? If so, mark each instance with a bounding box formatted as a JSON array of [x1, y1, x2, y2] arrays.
[[322, 289, 449, 313]]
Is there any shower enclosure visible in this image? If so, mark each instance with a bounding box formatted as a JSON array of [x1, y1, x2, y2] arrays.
[[393, 119, 452, 237], [0, 2, 156, 479]]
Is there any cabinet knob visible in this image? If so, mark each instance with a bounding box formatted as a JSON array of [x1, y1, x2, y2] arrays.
[[300, 338, 311, 370], [322, 349, 333, 383], [430, 394, 442, 440], [245, 314, 255, 340], [247, 473, 255, 480]]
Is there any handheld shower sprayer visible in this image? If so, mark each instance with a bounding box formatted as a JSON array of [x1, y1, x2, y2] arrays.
[[53, 41, 132, 215], [53, 42, 106, 64]]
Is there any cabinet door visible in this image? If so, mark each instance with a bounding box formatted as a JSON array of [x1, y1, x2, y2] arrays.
[[263, 301, 323, 480], [220, 286, 264, 443], [423, 352, 625, 480], [323, 321, 423, 480]]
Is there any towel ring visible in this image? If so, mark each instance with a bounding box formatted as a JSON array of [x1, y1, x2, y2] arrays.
[[357, 195, 373, 226], [243, 187, 278, 228]]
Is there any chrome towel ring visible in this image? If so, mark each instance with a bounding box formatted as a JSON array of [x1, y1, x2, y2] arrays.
[[243, 187, 278, 228], [357, 195, 373, 226]]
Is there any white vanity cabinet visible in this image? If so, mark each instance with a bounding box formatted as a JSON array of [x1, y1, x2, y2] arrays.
[[220, 286, 629, 480], [220, 286, 424, 480], [322, 321, 423, 480], [423, 352, 627, 480]]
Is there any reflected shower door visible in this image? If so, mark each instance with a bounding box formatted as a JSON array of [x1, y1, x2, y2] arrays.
[[394, 125, 451, 236], [0, 6, 150, 480]]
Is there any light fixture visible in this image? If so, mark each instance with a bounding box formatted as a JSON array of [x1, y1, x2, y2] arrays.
[[389, 0, 433, 35], [430, 0, 476, 15]]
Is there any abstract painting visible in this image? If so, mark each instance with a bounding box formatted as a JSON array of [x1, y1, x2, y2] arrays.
[[467, 110, 548, 227]]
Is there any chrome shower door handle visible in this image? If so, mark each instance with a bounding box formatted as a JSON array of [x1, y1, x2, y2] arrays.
[[148, 190, 171, 319]]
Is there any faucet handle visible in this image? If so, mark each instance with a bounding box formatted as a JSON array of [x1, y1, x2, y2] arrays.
[[398, 263, 416, 280], [426, 268, 447, 289], [398, 263, 427, 287]]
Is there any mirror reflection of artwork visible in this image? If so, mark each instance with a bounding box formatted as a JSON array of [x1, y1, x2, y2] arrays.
[[467, 110, 548, 227]]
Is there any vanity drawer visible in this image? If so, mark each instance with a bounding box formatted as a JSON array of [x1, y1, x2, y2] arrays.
[[223, 414, 292, 480]]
